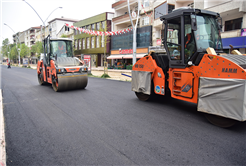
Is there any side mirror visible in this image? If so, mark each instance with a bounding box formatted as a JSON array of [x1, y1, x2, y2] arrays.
[[217, 17, 222, 30], [191, 18, 197, 31], [191, 15, 197, 31]]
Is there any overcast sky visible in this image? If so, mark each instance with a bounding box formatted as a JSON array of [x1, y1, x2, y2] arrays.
[[0, 0, 115, 46]]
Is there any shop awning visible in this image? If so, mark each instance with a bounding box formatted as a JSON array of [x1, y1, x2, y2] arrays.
[[107, 54, 146, 59], [222, 36, 246, 49], [123, 54, 146, 59], [107, 55, 124, 59]]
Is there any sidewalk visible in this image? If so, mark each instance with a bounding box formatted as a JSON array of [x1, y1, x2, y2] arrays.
[[27, 64, 132, 82], [90, 67, 132, 82], [3, 63, 133, 82]]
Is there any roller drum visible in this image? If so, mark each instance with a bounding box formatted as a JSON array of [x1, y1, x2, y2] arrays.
[[54, 72, 88, 91]]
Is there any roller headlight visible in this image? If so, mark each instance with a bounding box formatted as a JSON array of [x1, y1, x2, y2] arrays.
[[80, 67, 87, 72], [56, 68, 67, 74]]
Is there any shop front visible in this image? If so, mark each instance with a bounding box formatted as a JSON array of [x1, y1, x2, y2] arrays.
[[107, 48, 148, 69], [222, 30, 246, 54], [108, 26, 152, 69]]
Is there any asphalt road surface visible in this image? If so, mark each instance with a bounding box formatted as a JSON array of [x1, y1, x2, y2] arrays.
[[1, 65, 246, 165]]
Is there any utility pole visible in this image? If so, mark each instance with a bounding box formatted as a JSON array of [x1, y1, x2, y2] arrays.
[[128, 0, 140, 65]]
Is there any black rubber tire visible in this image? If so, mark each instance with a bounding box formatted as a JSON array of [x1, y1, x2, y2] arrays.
[[37, 73, 44, 85], [52, 79, 59, 92], [135, 92, 151, 101], [205, 114, 238, 128]]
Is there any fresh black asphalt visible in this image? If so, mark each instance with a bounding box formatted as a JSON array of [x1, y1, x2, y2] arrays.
[[1, 65, 246, 165]]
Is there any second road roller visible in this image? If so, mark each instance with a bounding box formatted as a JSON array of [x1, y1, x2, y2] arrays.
[[37, 35, 88, 91]]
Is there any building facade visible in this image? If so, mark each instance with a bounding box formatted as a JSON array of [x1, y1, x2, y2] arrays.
[[57, 25, 74, 39], [195, 0, 246, 54], [110, 0, 159, 66], [48, 17, 79, 38], [73, 12, 114, 67]]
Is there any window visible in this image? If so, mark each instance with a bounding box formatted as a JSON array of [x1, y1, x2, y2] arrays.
[[96, 23, 100, 30], [91, 24, 95, 30], [91, 37, 94, 48], [65, 26, 69, 31], [184, 16, 195, 63], [142, 16, 149, 26], [142, 0, 149, 7], [101, 35, 104, 47], [87, 37, 90, 49], [225, 18, 242, 31], [82, 38, 85, 49], [87, 25, 90, 30], [102, 21, 105, 30], [168, 5, 174, 13], [167, 17, 181, 60], [96, 36, 100, 48], [74, 40, 77, 50], [78, 39, 80, 50]]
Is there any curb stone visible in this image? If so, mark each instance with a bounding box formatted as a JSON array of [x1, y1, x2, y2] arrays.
[[0, 90, 6, 166]]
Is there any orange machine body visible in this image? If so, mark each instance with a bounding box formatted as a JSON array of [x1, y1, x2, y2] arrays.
[[133, 53, 246, 104]]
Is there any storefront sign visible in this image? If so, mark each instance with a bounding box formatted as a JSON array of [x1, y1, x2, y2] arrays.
[[119, 49, 133, 54], [84, 55, 91, 71], [241, 29, 246, 37]]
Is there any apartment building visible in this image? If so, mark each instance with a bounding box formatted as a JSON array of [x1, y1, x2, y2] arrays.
[[73, 12, 114, 67], [12, 31, 25, 45], [110, 0, 158, 66], [195, 0, 246, 53], [48, 17, 79, 38], [57, 25, 74, 39]]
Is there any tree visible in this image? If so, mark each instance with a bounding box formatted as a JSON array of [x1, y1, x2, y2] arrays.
[[61, 34, 68, 38], [100, 21, 110, 75], [10, 43, 18, 62], [2, 38, 10, 59], [36, 41, 43, 57], [20, 43, 30, 58]]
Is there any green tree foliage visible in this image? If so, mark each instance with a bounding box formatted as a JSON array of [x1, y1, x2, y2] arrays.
[[10, 44, 18, 61], [20, 43, 30, 58], [61, 34, 68, 38], [2, 38, 10, 58], [36, 41, 43, 56]]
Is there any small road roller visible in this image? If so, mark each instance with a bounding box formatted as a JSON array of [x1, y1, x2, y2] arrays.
[[37, 35, 88, 92]]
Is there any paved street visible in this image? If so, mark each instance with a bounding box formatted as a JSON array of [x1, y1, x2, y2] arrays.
[[1, 65, 246, 165]]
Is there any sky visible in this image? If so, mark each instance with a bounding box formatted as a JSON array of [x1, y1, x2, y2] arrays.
[[0, 0, 115, 46]]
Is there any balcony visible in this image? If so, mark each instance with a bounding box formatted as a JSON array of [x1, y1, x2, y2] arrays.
[[112, 0, 125, 8], [112, 13, 130, 22], [221, 29, 242, 38]]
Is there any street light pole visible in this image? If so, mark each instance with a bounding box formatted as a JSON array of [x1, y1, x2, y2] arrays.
[[128, 0, 140, 65], [23, 0, 62, 65]]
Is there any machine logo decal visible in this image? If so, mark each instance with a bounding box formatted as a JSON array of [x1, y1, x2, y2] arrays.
[[155, 85, 160, 93], [222, 68, 237, 73], [182, 84, 192, 92]]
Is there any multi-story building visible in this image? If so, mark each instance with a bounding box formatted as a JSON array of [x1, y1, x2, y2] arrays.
[[22, 27, 41, 48], [110, 0, 176, 66], [48, 17, 79, 38], [73, 12, 114, 67], [57, 25, 74, 39], [35, 26, 49, 42], [195, 0, 246, 54], [12, 31, 25, 45]]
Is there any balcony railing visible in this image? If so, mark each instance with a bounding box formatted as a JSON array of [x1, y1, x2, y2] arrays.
[[112, 0, 125, 8], [112, 13, 130, 22]]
